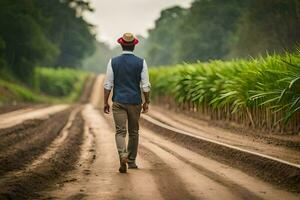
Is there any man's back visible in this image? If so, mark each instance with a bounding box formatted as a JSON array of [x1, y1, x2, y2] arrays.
[[111, 53, 144, 104]]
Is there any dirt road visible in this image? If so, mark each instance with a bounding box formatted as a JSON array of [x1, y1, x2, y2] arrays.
[[0, 75, 299, 200], [45, 104, 299, 200]]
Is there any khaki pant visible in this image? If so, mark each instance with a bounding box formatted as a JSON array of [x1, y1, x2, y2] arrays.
[[112, 102, 142, 164]]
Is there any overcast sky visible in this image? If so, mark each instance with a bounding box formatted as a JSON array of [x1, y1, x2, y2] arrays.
[[84, 0, 192, 47]]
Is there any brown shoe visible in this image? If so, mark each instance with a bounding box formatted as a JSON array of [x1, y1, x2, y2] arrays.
[[119, 165, 127, 173], [128, 163, 138, 169], [119, 157, 128, 173]]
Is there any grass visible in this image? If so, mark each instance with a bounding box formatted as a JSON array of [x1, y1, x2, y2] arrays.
[[0, 79, 44, 104]]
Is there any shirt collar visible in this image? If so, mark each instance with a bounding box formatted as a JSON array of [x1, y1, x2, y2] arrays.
[[122, 50, 134, 55]]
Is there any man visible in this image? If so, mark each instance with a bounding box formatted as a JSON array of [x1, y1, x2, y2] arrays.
[[103, 33, 151, 173]]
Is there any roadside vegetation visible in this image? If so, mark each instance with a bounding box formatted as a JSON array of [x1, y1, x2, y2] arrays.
[[0, 67, 88, 105], [149, 52, 300, 133], [34, 68, 88, 101]]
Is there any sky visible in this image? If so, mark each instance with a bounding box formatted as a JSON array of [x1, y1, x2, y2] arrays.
[[84, 0, 193, 47]]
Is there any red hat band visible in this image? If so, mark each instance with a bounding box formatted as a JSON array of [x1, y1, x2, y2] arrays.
[[117, 33, 139, 46]]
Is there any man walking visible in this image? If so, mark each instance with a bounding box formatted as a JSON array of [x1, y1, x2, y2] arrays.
[[103, 33, 151, 173]]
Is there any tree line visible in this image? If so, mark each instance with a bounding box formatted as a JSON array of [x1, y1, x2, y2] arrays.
[[0, 0, 96, 82], [2, 0, 299, 78], [142, 0, 300, 66]]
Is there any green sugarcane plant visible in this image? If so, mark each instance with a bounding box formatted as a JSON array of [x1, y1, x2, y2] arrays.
[[149, 52, 300, 133]]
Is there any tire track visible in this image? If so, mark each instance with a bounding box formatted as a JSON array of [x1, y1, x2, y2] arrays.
[[90, 74, 105, 108], [144, 139, 262, 200], [139, 145, 200, 200], [140, 140, 243, 200], [78, 106, 98, 173]]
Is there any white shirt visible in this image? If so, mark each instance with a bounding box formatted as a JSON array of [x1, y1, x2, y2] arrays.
[[103, 51, 151, 92]]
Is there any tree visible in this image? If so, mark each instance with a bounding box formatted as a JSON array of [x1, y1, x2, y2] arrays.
[[145, 6, 188, 66], [0, 0, 59, 80], [82, 41, 115, 73], [143, 0, 300, 66], [143, 0, 248, 65], [177, 0, 248, 62], [0, 0, 96, 81], [230, 0, 300, 57], [35, 0, 96, 67]]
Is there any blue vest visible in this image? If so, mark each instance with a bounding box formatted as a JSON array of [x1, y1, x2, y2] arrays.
[[111, 53, 144, 104]]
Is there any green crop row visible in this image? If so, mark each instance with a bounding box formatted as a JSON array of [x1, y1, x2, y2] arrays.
[[34, 67, 88, 102], [149, 53, 300, 132]]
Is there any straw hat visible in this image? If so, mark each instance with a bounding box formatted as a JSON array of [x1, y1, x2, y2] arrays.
[[117, 33, 139, 46]]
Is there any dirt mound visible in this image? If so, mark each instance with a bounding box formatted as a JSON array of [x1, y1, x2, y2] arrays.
[[0, 110, 85, 199], [0, 109, 72, 176]]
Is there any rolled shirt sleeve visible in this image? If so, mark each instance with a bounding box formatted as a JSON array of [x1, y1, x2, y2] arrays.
[[103, 59, 114, 90], [141, 59, 151, 92]]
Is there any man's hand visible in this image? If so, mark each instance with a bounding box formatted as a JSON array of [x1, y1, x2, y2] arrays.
[[103, 88, 111, 114], [104, 103, 110, 114], [142, 102, 149, 113]]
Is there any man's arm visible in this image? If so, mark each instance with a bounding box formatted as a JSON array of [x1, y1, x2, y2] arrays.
[[103, 59, 113, 114], [141, 60, 151, 113]]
